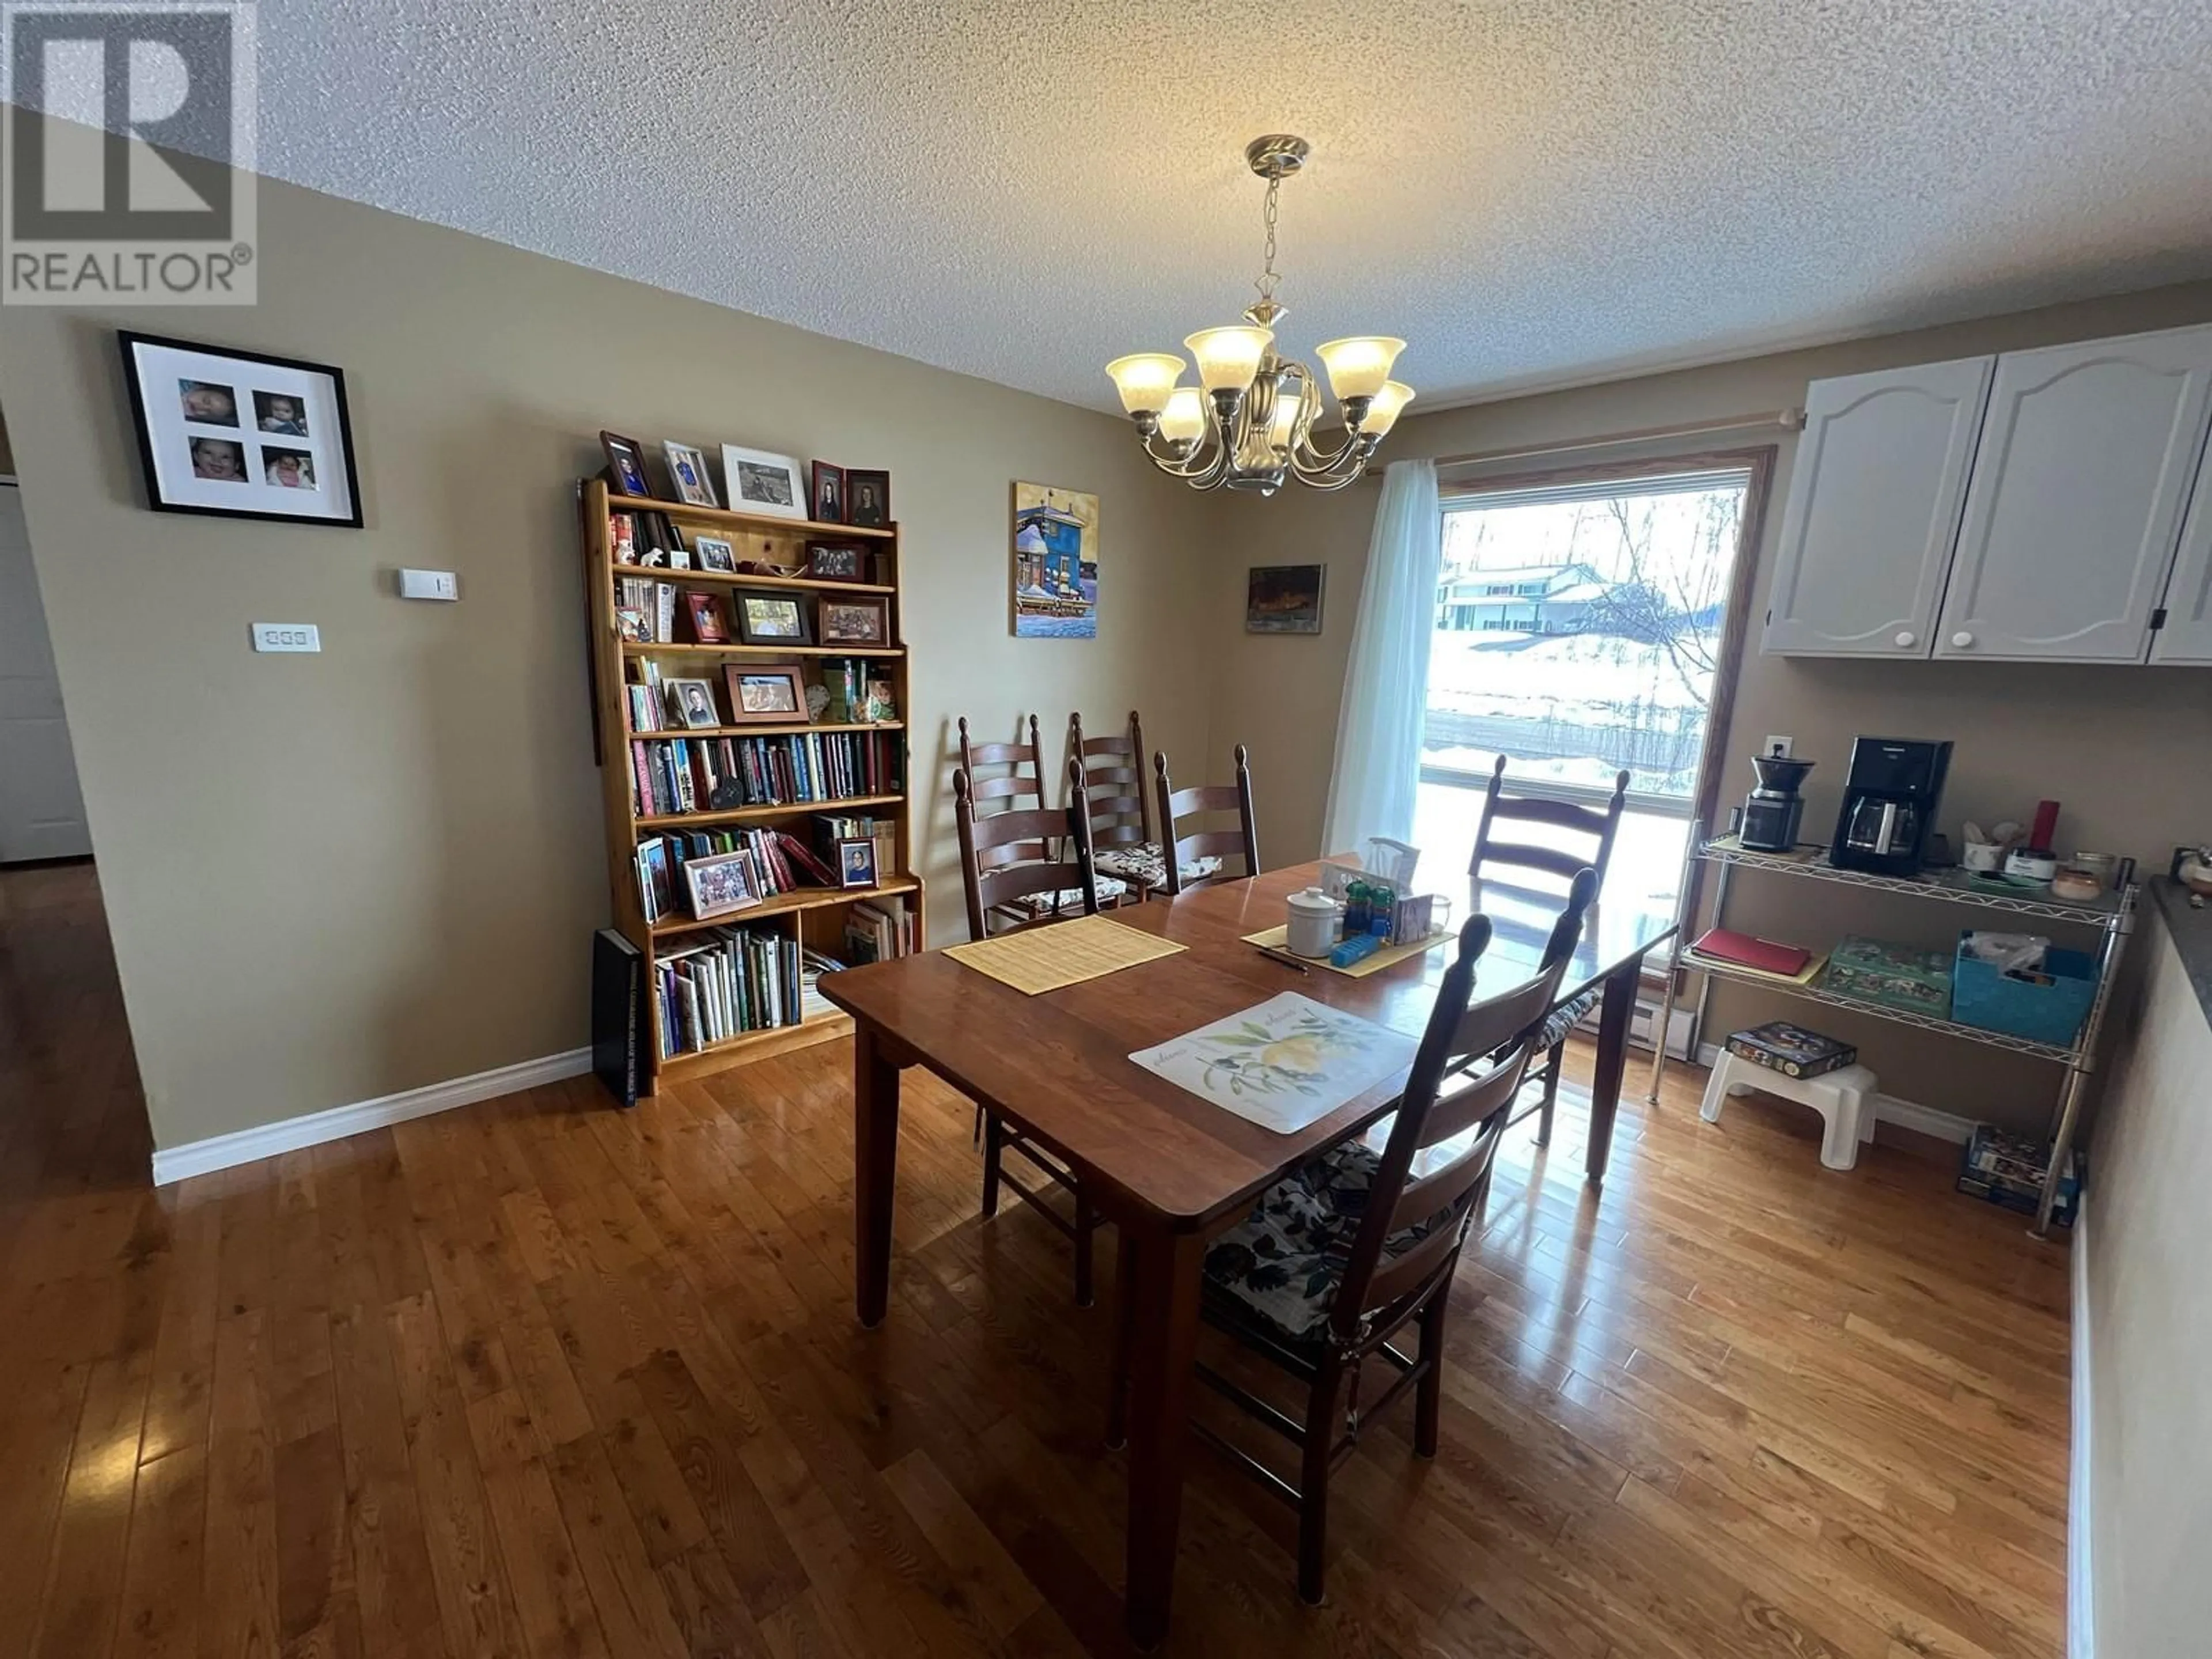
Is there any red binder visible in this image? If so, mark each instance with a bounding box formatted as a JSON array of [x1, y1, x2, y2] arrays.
[[1690, 927, 1812, 978]]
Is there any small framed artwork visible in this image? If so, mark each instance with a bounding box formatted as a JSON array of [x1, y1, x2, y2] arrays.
[[719, 445, 808, 520], [663, 677, 723, 730], [733, 588, 813, 645], [723, 662, 809, 725], [846, 468, 891, 528], [616, 608, 650, 642], [694, 535, 737, 573], [600, 430, 652, 498], [864, 677, 899, 722], [1245, 563, 1327, 634], [810, 461, 845, 524], [836, 836, 878, 889], [817, 594, 889, 646], [683, 592, 730, 643], [805, 541, 865, 583], [685, 849, 762, 919], [120, 331, 363, 527], [663, 442, 718, 507]]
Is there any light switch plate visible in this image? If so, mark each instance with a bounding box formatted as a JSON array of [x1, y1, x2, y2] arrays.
[[251, 622, 321, 653], [398, 568, 459, 601], [1763, 734, 1793, 758]]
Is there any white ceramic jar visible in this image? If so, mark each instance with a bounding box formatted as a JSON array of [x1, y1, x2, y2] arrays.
[[1285, 888, 1342, 957]]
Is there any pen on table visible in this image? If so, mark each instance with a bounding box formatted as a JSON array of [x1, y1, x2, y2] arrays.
[[1252, 943, 1310, 975]]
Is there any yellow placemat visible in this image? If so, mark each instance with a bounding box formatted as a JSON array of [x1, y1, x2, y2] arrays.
[[945, 914, 1188, 995], [1242, 925, 1452, 979]]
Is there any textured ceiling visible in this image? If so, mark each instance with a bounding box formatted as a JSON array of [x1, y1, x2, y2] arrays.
[[111, 2, 2212, 408]]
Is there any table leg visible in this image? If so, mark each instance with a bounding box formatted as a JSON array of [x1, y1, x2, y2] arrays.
[[1123, 1224, 1203, 1649], [1585, 958, 1641, 1185], [854, 1022, 901, 1328]]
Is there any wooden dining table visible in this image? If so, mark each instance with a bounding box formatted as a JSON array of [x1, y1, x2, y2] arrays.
[[819, 859, 1677, 1646]]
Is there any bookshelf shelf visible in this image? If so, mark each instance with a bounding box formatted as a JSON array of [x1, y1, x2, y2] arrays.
[[607, 493, 897, 540], [635, 793, 907, 831], [621, 642, 905, 660], [584, 476, 924, 1095]]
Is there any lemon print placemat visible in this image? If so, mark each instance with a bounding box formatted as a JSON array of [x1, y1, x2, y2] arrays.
[[1128, 992, 1419, 1132]]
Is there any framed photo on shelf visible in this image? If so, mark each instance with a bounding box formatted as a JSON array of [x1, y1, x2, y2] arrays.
[[865, 677, 900, 722], [683, 592, 730, 643], [694, 535, 737, 573], [120, 331, 363, 527], [733, 588, 813, 645], [818, 594, 889, 646], [846, 468, 891, 527], [836, 836, 878, 890], [719, 445, 808, 519], [600, 430, 652, 498], [804, 541, 866, 583], [810, 461, 845, 524], [616, 608, 650, 642], [662, 677, 723, 730], [662, 441, 718, 507], [685, 850, 762, 920], [722, 662, 808, 725]]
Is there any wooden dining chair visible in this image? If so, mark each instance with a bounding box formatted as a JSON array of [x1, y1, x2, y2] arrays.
[[1110, 869, 1598, 1602], [1468, 754, 1630, 1145], [1076, 710, 1231, 893], [1150, 745, 1260, 896], [952, 758, 1107, 1304], [956, 715, 1130, 926]]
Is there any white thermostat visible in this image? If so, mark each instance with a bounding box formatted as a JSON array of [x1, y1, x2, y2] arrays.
[[398, 568, 459, 601], [250, 622, 321, 653]]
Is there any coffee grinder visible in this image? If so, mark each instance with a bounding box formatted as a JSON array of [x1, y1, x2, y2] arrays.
[[1740, 745, 1813, 852]]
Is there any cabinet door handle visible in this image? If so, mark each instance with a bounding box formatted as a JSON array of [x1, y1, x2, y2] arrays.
[[1894, 630, 1916, 647], [1951, 630, 1974, 648]]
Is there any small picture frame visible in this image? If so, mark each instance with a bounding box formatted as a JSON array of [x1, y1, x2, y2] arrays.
[[817, 594, 890, 646], [836, 836, 878, 890], [804, 541, 866, 583], [723, 662, 809, 725], [663, 677, 723, 730], [864, 677, 899, 722], [600, 430, 652, 498], [719, 445, 808, 520], [845, 468, 891, 528], [693, 535, 737, 573], [120, 331, 363, 527], [810, 461, 845, 524], [662, 441, 718, 507], [733, 588, 813, 645], [685, 849, 762, 919], [683, 591, 730, 643], [1245, 563, 1327, 635], [616, 608, 650, 642]]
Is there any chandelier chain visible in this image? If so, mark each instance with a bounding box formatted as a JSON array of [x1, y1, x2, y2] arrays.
[[1255, 174, 1282, 306]]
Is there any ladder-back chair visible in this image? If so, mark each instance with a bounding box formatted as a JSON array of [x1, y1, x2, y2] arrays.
[[1111, 870, 1598, 1601], [1150, 745, 1260, 896], [957, 714, 1129, 926], [1468, 755, 1630, 1144]]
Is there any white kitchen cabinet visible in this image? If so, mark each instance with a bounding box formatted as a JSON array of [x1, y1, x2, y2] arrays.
[[1935, 324, 2212, 662], [1762, 356, 1993, 657], [2152, 435, 2212, 664]]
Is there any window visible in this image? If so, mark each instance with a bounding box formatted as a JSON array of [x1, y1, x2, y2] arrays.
[[1414, 461, 1764, 910]]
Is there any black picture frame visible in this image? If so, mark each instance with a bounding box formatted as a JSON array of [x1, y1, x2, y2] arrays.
[[119, 329, 365, 528], [810, 460, 846, 525], [600, 430, 652, 498], [732, 588, 815, 646], [804, 541, 866, 582], [846, 468, 891, 528]]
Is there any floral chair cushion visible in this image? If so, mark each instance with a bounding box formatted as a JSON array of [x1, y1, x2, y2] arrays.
[[1533, 987, 1600, 1051], [1001, 874, 1128, 919], [1200, 1137, 1455, 1343], [1092, 842, 1224, 891]]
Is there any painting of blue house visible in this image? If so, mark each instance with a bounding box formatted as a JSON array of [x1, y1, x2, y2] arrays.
[[1013, 482, 1099, 639]]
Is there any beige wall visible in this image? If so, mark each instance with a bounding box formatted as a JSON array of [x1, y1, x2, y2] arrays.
[[0, 174, 1215, 1151], [2084, 902, 2212, 1657], [1207, 280, 2212, 1130]]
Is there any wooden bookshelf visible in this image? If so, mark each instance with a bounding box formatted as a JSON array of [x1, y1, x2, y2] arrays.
[[582, 478, 923, 1092]]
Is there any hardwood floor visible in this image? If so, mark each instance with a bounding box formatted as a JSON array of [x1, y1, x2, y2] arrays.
[[0, 858, 2071, 1658]]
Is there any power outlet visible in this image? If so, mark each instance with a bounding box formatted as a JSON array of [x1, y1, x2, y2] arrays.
[[398, 568, 459, 601], [251, 622, 321, 653], [1762, 734, 1793, 758]]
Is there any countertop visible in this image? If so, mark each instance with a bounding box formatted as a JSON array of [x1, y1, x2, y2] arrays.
[[2148, 876, 2212, 1028]]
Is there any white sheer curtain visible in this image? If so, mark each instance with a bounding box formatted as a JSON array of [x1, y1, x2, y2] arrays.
[[1320, 459, 1441, 856]]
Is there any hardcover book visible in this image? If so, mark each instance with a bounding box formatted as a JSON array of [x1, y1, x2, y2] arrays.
[[590, 927, 645, 1107], [1724, 1021, 1857, 1079]]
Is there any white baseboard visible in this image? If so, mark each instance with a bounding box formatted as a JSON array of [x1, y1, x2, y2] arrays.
[[2070, 1193, 2094, 1659], [150, 1047, 594, 1185], [1690, 1041, 1977, 1143]]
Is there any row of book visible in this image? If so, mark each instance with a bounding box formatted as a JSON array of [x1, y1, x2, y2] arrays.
[[637, 824, 842, 923], [843, 897, 915, 965], [615, 575, 684, 643], [629, 731, 902, 817], [656, 927, 805, 1056], [820, 812, 897, 881]]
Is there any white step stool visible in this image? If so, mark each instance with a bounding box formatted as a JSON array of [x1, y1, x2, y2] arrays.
[[1699, 1052, 1878, 1171]]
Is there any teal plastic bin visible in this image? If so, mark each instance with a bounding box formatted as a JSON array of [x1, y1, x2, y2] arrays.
[[1950, 935, 2097, 1047]]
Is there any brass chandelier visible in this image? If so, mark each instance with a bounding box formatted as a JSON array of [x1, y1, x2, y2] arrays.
[[1105, 135, 1412, 495]]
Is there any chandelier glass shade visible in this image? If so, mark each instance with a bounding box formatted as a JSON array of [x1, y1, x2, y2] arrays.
[[1105, 135, 1412, 495]]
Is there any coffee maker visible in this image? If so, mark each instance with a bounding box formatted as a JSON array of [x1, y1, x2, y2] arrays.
[[1830, 737, 1953, 876], [1740, 750, 1813, 851]]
